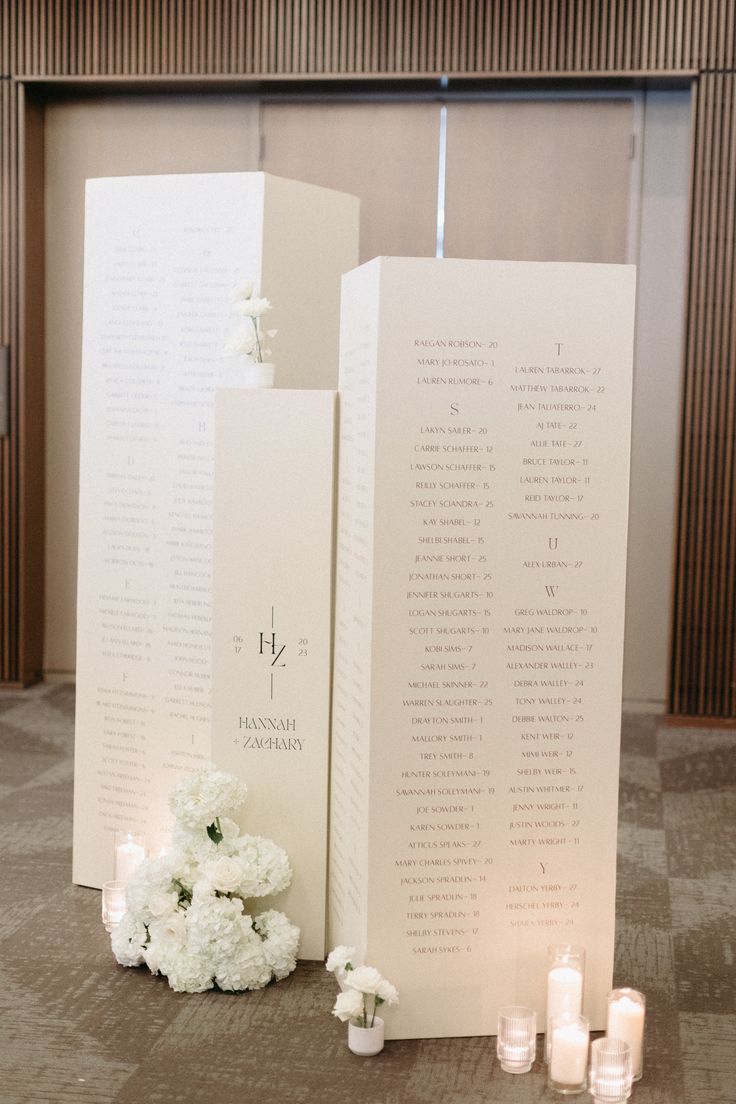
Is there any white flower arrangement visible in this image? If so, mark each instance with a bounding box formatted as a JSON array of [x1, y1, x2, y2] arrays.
[[326, 946, 399, 1027], [224, 279, 276, 364], [111, 768, 299, 993]]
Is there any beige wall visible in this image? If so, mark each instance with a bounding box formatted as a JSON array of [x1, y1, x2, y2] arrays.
[[623, 90, 692, 709], [261, 100, 440, 261], [444, 98, 633, 262], [44, 95, 260, 674]]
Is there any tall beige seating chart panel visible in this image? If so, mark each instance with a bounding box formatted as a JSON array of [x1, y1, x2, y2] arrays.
[[329, 258, 635, 1039], [73, 172, 358, 889], [211, 389, 337, 960]]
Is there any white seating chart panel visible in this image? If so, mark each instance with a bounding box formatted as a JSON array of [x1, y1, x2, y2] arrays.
[[329, 258, 636, 1039], [73, 173, 358, 888], [211, 389, 337, 960]]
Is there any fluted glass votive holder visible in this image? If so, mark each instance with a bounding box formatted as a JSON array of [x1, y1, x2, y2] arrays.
[[548, 1014, 589, 1094], [589, 1037, 633, 1103], [113, 829, 146, 884], [102, 880, 127, 932], [606, 988, 645, 1081], [497, 1006, 537, 1074], [546, 943, 585, 1060]]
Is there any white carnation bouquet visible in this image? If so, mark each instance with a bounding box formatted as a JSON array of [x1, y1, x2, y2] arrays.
[[326, 945, 399, 1027], [111, 768, 299, 993]]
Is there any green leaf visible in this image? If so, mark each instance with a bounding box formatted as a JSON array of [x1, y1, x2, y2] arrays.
[[207, 821, 223, 844]]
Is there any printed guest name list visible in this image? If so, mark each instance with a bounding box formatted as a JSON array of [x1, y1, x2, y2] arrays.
[[72, 176, 263, 890], [329, 257, 635, 1040], [72, 172, 359, 890]]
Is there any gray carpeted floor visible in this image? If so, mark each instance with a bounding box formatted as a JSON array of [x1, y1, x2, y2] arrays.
[[0, 683, 734, 1103]]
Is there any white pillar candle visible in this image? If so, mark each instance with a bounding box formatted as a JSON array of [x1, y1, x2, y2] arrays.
[[550, 1022, 589, 1086], [546, 945, 586, 1063], [114, 839, 146, 883], [548, 965, 584, 1020], [607, 993, 645, 1079]]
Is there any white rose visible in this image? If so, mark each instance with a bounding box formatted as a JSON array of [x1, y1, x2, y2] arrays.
[[230, 279, 254, 301], [219, 817, 241, 842], [234, 297, 271, 318], [223, 329, 258, 357], [148, 889, 178, 919], [332, 988, 364, 1023], [204, 854, 243, 895], [376, 977, 399, 1005], [345, 965, 384, 996], [325, 945, 356, 974], [150, 911, 187, 945]]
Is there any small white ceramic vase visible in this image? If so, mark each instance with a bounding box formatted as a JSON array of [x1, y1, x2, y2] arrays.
[[242, 361, 275, 388], [348, 1016, 385, 1056]]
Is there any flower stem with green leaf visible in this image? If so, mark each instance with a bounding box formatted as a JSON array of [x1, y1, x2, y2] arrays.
[[251, 317, 263, 363]]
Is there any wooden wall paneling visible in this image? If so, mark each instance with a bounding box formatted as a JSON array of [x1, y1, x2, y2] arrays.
[[718, 78, 736, 720], [710, 73, 733, 718], [1, 0, 732, 79], [703, 77, 725, 716], [17, 86, 45, 686], [0, 75, 45, 686], [706, 76, 731, 717], [0, 78, 21, 684], [0, 80, 11, 682], [671, 72, 736, 719], [297, 0, 307, 73], [535, 0, 548, 73], [488, 3, 500, 71], [693, 73, 716, 716], [1, 4, 9, 74], [713, 74, 736, 718], [695, 73, 718, 716], [573, 0, 585, 72]]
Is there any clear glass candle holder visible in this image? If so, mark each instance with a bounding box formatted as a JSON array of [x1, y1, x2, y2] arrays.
[[113, 829, 146, 884], [548, 1014, 589, 1094], [606, 987, 645, 1081], [102, 880, 127, 932], [497, 1006, 537, 1074], [589, 1037, 633, 1103], [546, 943, 585, 1061]]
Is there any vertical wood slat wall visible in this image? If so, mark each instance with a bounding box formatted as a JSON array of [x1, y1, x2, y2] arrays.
[[1, 1, 735, 717], [0, 77, 20, 685], [673, 71, 736, 719], [2, 1, 736, 75]]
